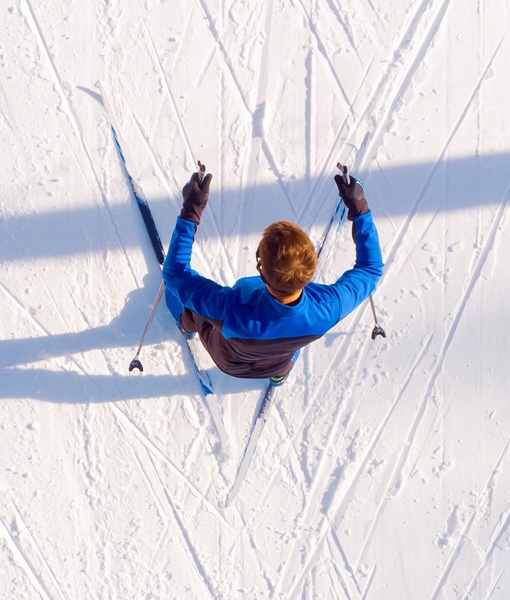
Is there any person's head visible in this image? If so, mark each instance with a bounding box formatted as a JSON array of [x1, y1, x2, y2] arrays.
[[256, 221, 317, 296]]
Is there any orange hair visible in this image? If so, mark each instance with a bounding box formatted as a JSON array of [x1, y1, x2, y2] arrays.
[[257, 221, 317, 293]]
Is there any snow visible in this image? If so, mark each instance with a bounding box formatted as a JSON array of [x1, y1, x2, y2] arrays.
[[1, 0, 509, 598]]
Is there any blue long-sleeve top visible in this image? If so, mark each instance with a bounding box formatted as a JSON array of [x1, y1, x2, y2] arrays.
[[163, 212, 383, 378]]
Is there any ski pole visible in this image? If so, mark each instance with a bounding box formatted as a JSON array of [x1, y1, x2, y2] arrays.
[[337, 162, 386, 340], [128, 161, 206, 372], [129, 280, 165, 372], [369, 295, 386, 339]]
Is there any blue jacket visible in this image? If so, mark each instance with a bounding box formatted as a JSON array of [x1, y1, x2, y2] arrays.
[[163, 212, 383, 378]]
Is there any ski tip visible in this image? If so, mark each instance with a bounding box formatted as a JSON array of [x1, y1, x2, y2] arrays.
[[225, 489, 238, 507]]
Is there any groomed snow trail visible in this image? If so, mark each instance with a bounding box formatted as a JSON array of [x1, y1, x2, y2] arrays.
[[1, 1, 509, 598]]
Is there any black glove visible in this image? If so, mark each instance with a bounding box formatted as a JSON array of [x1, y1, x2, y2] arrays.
[[334, 173, 369, 221], [180, 171, 213, 225]]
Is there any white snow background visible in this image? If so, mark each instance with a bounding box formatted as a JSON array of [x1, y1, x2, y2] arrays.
[[1, 1, 509, 598]]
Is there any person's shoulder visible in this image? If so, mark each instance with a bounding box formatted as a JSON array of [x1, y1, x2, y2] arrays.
[[304, 282, 342, 303], [233, 276, 265, 290], [229, 276, 267, 306]]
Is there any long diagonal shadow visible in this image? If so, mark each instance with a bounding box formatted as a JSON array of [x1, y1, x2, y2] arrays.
[[0, 278, 168, 370], [0, 367, 182, 403], [0, 275, 261, 402], [1, 152, 508, 263], [2, 153, 507, 403]]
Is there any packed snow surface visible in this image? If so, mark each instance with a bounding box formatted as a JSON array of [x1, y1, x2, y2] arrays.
[[1, 1, 509, 598]]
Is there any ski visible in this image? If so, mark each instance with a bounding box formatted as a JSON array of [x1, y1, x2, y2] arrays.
[[227, 163, 354, 503], [102, 93, 229, 449], [184, 335, 229, 449], [227, 385, 278, 505], [228, 132, 388, 502], [110, 125, 165, 265]]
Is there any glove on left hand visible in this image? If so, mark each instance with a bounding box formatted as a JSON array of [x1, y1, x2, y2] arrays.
[[334, 173, 369, 221]]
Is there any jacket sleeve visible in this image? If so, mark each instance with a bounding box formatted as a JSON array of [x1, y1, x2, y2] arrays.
[[332, 211, 384, 319], [162, 216, 230, 320]]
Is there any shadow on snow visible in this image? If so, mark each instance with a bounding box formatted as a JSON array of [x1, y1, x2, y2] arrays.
[[1, 151, 506, 402]]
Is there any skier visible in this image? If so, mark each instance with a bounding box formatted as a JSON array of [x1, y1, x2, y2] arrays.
[[162, 170, 383, 385]]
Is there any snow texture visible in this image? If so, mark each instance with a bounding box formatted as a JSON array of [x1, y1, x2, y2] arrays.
[[1, 1, 509, 598]]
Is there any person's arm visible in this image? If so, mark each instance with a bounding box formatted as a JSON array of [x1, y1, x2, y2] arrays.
[[331, 174, 384, 318], [162, 171, 230, 320]]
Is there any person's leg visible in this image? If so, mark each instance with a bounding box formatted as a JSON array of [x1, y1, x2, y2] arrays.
[[270, 349, 300, 386], [180, 308, 198, 337]]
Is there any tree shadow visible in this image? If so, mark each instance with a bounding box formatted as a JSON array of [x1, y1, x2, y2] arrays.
[[0, 274, 266, 402], [1, 151, 508, 263], [0, 367, 182, 404], [0, 276, 169, 370], [3, 136, 508, 404]]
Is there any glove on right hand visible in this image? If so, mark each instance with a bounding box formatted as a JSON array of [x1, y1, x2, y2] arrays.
[[181, 171, 213, 225], [334, 173, 369, 221]]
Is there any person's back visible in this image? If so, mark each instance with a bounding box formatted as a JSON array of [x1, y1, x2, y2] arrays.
[[163, 170, 383, 381]]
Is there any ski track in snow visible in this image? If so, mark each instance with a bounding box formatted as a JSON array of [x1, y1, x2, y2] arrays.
[[2, 0, 510, 598], [0, 500, 71, 600], [19, 0, 143, 289]]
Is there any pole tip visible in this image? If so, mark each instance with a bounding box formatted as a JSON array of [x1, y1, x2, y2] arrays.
[[129, 358, 144, 372]]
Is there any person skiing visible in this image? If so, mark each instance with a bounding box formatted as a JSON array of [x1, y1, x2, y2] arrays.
[[162, 169, 383, 385]]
